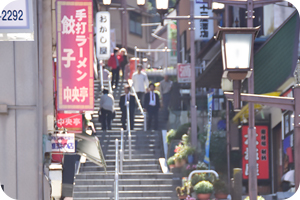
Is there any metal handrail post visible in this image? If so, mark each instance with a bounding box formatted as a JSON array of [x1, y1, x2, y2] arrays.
[[120, 128, 124, 173], [114, 139, 119, 200], [108, 79, 113, 94], [135, 46, 137, 71], [143, 113, 147, 131], [99, 60, 104, 91], [187, 170, 219, 195], [126, 102, 132, 160]]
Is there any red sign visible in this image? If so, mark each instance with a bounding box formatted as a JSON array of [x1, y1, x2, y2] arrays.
[[56, 0, 94, 111], [177, 63, 191, 83], [57, 113, 82, 133], [242, 125, 270, 180]]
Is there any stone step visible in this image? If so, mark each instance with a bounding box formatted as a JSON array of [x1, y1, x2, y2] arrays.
[[73, 197, 172, 200], [119, 190, 173, 197], [81, 164, 160, 171], [74, 178, 172, 186], [83, 159, 159, 166], [75, 173, 172, 180], [119, 185, 173, 191]]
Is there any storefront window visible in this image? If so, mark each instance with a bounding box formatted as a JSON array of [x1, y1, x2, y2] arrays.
[[285, 114, 289, 135]]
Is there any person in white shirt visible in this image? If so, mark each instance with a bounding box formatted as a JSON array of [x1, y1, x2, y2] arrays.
[[99, 89, 114, 131], [132, 64, 149, 106], [144, 83, 160, 130]]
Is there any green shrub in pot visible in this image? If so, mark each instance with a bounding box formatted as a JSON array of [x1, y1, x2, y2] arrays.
[[193, 181, 214, 194]]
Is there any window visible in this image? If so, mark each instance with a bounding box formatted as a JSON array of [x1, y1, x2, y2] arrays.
[[284, 111, 294, 136], [129, 12, 142, 36]]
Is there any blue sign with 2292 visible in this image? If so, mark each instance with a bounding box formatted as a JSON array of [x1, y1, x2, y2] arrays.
[[0, 0, 29, 29]]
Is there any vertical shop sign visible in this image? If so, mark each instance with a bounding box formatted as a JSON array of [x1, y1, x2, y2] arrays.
[[96, 11, 110, 60], [57, 113, 82, 133], [242, 125, 270, 180], [194, 0, 213, 41], [177, 63, 191, 83], [56, 0, 94, 111], [204, 92, 213, 165], [167, 21, 177, 65]]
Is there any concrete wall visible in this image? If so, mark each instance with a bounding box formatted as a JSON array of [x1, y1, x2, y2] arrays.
[[0, 0, 53, 199]]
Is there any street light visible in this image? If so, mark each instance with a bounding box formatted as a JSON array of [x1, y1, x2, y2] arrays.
[[216, 26, 260, 110], [156, 0, 169, 25], [137, 0, 146, 6], [103, 0, 111, 5]]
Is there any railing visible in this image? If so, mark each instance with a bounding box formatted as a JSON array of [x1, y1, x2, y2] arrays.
[[114, 139, 119, 200], [126, 102, 132, 160], [187, 170, 219, 194], [99, 61, 104, 91], [119, 128, 124, 173], [128, 81, 147, 131]]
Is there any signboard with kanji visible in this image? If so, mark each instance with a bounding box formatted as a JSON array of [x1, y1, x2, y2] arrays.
[[242, 125, 270, 180], [177, 63, 191, 83], [56, 0, 94, 111], [57, 113, 82, 133], [51, 133, 75, 153], [194, 0, 214, 41], [96, 11, 110, 60]]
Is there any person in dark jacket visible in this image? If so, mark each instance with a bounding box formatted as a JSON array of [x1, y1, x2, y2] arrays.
[[119, 48, 128, 80], [107, 47, 122, 89], [144, 83, 160, 130], [119, 85, 135, 130]]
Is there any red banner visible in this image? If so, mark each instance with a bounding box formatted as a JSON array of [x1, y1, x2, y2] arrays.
[[56, 0, 94, 111], [57, 113, 83, 133], [242, 125, 270, 180]]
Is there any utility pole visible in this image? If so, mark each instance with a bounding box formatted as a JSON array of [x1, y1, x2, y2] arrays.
[[121, 0, 128, 49]]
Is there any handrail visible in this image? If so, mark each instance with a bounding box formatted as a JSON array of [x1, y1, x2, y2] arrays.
[[99, 60, 104, 91], [126, 102, 132, 160], [108, 78, 113, 94], [128, 80, 147, 131], [119, 128, 124, 173], [114, 139, 119, 200], [187, 170, 219, 194]]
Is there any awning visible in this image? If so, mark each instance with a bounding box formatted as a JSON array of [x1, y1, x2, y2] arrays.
[[76, 134, 107, 172], [232, 92, 281, 123]]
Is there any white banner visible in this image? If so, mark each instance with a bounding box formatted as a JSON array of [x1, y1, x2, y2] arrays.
[[194, 0, 214, 41], [51, 133, 75, 153], [96, 11, 110, 60]]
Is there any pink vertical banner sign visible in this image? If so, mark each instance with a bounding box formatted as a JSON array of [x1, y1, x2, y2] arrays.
[[56, 0, 94, 111]]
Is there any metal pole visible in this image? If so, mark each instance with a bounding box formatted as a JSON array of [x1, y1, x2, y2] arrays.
[[294, 85, 300, 189], [165, 46, 168, 69], [126, 102, 132, 160], [120, 128, 124, 173], [121, 0, 127, 49], [176, 3, 181, 63], [246, 0, 257, 199], [100, 60, 104, 91], [114, 139, 119, 200], [135, 46, 138, 71], [226, 100, 231, 194], [190, 0, 198, 148], [143, 113, 147, 131]]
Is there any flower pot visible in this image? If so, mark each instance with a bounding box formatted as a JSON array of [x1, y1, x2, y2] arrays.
[[169, 164, 175, 169], [175, 159, 186, 168], [178, 195, 187, 200], [215, 193, 228, 199], [196, 193, 211, 200], [188, 155, 194, 164]]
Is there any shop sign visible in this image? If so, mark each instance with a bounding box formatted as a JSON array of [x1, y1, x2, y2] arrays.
[[177, 63, 191, 83], [96, 11, 110, 60], [242, 125, 270, 180], [56, 0, 94, 111], [0, 0, 34, 41], [194, 0, 214, 41], [57, 113, 82, 133], [51, 133, 75, 153]]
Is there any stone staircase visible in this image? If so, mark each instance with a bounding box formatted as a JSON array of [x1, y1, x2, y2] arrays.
[[73, 80, 177, 200]]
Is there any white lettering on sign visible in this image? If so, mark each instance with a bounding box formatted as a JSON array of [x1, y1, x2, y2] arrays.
[[64, 86, 88, 102]]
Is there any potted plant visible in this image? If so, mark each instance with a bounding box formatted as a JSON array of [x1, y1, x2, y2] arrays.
[[191, 173, 206, 186], [167, 156, 176, 169], [176, 186, 187, 200], [213, 179, 228, 199], [174, 153, 186, 167], [193, 181, 214, 200]]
